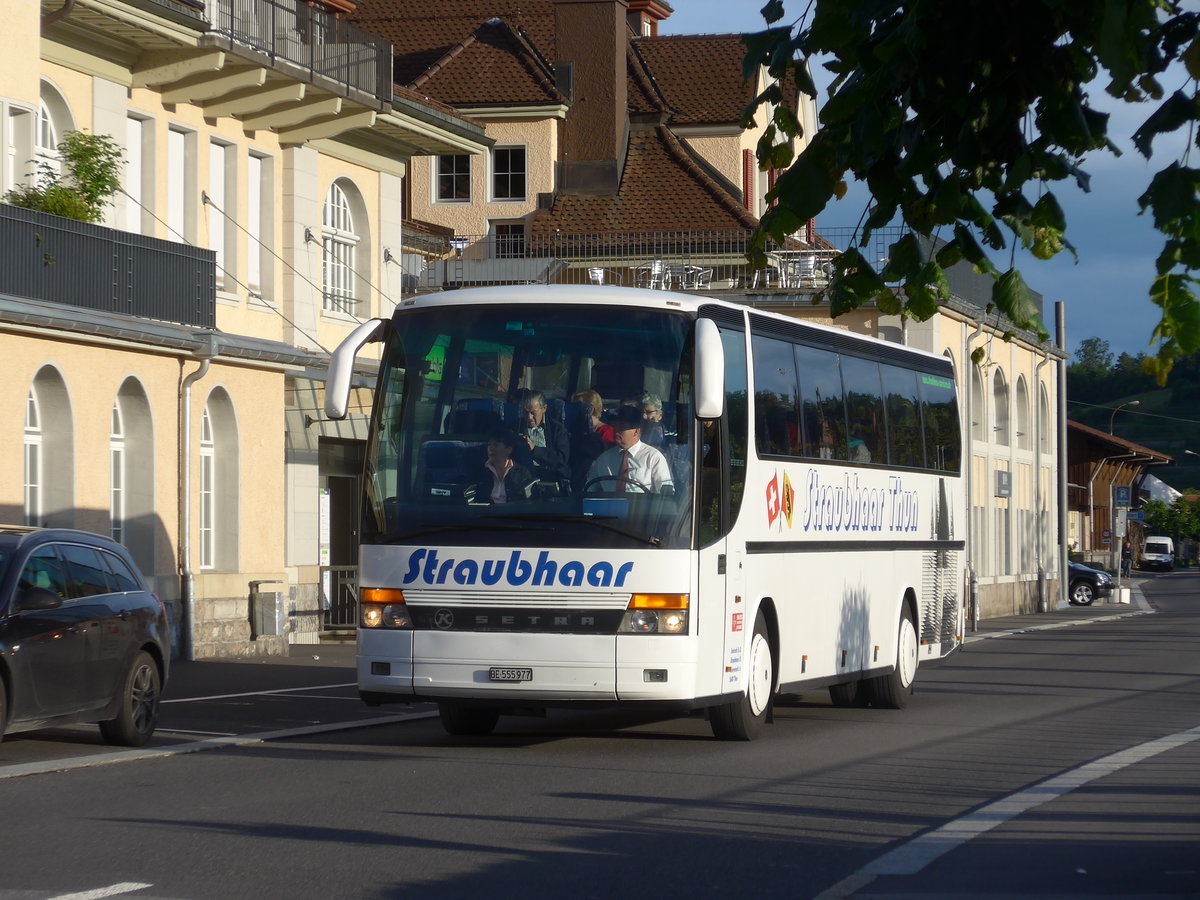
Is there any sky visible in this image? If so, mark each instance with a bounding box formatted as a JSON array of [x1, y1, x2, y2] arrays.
[[659, 0, 1190, 361]]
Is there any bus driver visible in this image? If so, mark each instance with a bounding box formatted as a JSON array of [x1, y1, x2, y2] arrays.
[[586, 405, 673, 494]]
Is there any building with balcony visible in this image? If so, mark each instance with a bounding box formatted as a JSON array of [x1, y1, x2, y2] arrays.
[[1, 0, 488, 656]]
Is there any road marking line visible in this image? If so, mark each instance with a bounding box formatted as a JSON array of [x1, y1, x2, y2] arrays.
[[964, 583, 1153, 644], [49, 884, 152, 900], [815, 721, 1200, 899], [161, 682, 356, 704], [0, 710, 439, 781]]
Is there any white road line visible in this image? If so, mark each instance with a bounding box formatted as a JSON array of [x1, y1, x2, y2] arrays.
[[816, 722, 1200, 899], [0, 710, 439, 781], [49, 884, 152, 900], [964, 582, 1153, 644], [161, 682, 356, 704]]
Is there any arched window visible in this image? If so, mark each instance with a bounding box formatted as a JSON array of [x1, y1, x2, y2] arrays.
[[26, 366, 74, 527], [992, 369, 1010, 446], [36, 82, 73, 183], [1015, 376, 1031, 450], [110, 399, 126, 544], [201, 389, 239, 571], [970, 365, 985, 441], [321, 180, 360, 315], [1039, 385, 1052, 455], [114, 378, 155, 572]]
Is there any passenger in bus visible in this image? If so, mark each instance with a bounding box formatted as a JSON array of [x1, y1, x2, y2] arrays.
[[516, 388, 570, 482], [639, 391, 666, 447], [571, 389, 614, 443], [472, 428, 536, 504], [849, 435, 871, 463], [586, 405, 674, 494]]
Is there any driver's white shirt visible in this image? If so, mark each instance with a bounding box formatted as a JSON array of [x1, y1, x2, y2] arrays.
[[586, 439, 673, 493]]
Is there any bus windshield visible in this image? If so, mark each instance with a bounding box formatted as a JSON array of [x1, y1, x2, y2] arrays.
[[363, 304, 696, 550]]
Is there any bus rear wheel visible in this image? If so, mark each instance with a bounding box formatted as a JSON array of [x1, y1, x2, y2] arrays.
[[829, 680, 869, 707], [710, 616, 773, 740], [438, 703, 500, 737], [865, 605, 918, 709]]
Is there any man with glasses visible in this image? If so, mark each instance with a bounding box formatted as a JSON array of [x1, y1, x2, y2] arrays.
[[517, 388, 570, 483]]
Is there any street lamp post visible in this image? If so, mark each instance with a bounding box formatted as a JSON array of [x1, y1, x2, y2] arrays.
[[1109, 400, 1141, 434]]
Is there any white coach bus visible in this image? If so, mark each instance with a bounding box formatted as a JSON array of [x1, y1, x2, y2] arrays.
[[325, 286, 965, 740]]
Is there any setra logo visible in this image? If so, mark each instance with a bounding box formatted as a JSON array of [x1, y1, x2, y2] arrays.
[[433, 609, 455, 630]]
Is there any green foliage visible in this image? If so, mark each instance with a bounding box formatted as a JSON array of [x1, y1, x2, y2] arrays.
[[2, 130, 124, 224], [744, 1, 1200, 378], [1142, 496, 1200, 541]]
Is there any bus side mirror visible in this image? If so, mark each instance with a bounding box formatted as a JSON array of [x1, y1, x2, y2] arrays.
[[325, 319, 384, 419], [694, 318, 724, 419]]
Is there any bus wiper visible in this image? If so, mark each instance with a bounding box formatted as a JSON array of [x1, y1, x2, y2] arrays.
[[484, 513, 662, 547], [381, 521, 550, 543]]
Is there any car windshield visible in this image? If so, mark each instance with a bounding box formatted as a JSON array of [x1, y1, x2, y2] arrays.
[[0, 547, 11, 587], [1145, 542, 1170, 554], [362, 303, 697, 550]]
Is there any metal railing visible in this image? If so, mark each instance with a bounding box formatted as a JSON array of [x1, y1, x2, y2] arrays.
[[321, 565, 359, 630], [205, 0, 392, 102], [408, 226, 909, 293], [0, 203, 216, 328]]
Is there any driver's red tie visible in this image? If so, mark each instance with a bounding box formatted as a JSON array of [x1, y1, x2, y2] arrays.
[[618, 449, 629, 489]]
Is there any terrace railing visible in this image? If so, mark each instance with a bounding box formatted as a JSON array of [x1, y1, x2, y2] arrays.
[[205, 0, 391, 103], [406, 227, 909, 294], [0, 203, 216, 328]]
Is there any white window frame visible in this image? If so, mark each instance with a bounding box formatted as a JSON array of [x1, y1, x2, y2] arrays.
[[490, 145, 527, 202], [110, 399, 126, 545], [167, 126, 197, 243], [199, 407, 215, 570], [247, 151, 274, 301], [321, 181, 360, 315], [489, 218, 526, 259], [208, 138, 236, 290], [24, 388, 42, 527]]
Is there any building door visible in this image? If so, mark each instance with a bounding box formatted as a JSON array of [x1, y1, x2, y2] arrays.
[[320, 438, 363, 629]]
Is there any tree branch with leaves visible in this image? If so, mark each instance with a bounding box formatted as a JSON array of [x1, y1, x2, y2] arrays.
[[743, 0, 1200, 379]]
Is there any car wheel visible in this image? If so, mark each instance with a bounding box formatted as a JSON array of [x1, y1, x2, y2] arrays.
[[1069, 580, 1095, 606], [438, 703, 500, 737], [710, 615, 773, 740], [99, 651, 161, 747], [864, 605, 918, 709]]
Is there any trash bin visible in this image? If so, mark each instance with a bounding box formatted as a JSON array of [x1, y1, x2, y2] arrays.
[[249, 580, 285, 639]]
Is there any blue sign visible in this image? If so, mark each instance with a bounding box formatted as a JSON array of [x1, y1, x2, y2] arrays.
[[1114, 486, 1131, 508]]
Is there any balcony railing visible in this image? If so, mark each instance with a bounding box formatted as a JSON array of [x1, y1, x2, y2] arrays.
[[404, 227, 909, 294], [0, 204, 216, 328], [205, 0, 392, 103]]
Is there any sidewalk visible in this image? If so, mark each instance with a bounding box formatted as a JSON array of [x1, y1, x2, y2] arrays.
[[968, 578, 1153, 643]]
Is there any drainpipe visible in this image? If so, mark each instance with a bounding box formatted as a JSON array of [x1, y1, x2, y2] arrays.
[[1034, 349, 1052, 611], [1055, 302, 1069, 607], [179, 334, 218, 662], [42, 0, 75, 26], [964, 314, 985, 630]]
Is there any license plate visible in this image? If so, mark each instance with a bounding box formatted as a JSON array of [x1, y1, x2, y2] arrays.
[[489, 667, 533, 682]]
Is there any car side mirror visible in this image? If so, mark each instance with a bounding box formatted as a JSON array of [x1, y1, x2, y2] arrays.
[[17, 586, 63, 611]]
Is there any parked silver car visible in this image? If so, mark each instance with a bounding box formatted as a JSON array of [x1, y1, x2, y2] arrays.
[[0, 527, 170, 746]]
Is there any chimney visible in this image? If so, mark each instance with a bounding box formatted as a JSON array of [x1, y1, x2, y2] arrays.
[[554, 0, 628, 195]]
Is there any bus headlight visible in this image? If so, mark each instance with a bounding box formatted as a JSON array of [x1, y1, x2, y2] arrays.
[[620, 594, 688, 634], [360, 588, 411, 629]]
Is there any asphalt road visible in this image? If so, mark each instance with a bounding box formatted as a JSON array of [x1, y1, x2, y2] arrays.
[[0, 571, 1195, 899]]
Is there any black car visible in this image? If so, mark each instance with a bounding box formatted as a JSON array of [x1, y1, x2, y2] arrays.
[[0, 527, 170, 746], [1068, 560, 1114, 607]]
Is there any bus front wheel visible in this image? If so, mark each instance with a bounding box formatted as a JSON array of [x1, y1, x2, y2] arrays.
[[438, 703, 500, 737], [710, 616, 773, 740], [865, 605, 918, 709]]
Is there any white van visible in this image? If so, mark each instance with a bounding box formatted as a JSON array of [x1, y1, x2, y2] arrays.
[[1140, 536, 1175, 571]]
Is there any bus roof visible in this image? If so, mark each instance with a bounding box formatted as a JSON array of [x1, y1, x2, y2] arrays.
[[391, 285, 950, 367]]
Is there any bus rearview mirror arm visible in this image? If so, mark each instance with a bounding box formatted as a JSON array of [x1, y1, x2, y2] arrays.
[[325, 318, 384, 419]]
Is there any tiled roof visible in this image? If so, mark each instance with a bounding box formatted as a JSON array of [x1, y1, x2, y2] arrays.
[[631, 34, 752, 126], [528, 126, 758, 234], [351, 1, 558, 87], [408, 20, 562, 106]]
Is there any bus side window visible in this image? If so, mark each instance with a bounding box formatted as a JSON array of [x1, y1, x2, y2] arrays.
[[795, 344, 846, 460], [882, 365, 924, 468], [841, 356, 885, 464]]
